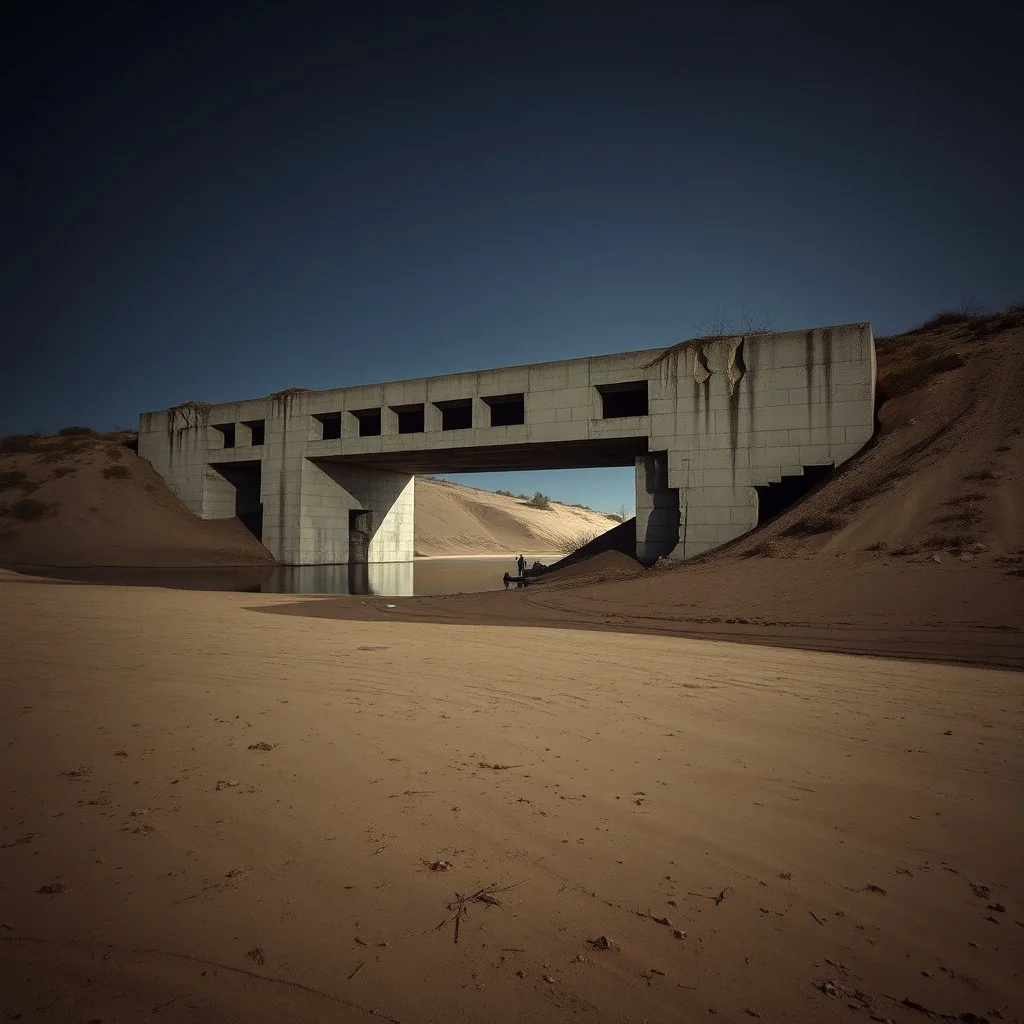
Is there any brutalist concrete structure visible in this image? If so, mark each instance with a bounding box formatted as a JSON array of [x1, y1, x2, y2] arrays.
[[138, 323, 876, 565]]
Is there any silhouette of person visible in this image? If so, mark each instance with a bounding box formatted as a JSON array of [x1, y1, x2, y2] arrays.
[[516, 554, 527, 577], [503, 572, 511, 589]]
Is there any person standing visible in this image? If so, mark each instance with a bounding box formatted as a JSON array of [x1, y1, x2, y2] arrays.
[[516, 554, 527, 577]]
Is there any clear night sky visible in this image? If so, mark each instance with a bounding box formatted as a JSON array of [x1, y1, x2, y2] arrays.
[[3, 2, 1021, 512]]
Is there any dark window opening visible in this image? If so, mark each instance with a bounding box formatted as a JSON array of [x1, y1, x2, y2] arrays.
[[351, 408, 381, 437], [435, 398, 473, 431], [391, 403, 425, 434], [243, 419, 265, 446], [314, 412, 342, 441], [213, 423, 236, 448], [755, 464, 834, 526], [597, 381, 649, 419], [483, 393, 525, 426]]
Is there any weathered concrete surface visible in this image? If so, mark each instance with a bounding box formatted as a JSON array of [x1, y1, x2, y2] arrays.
[[138, 323, 876, 565]]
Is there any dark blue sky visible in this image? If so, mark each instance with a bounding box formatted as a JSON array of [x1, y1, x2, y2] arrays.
[[3, 2, 1021, 510]]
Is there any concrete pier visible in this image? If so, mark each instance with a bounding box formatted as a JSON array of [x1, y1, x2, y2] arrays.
[[138, 323, 876, 565]]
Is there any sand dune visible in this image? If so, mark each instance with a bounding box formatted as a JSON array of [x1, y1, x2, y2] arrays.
[[0, 437, 616, 567], [1, 572, 1020, 1023], [413, 479, 616, 556]]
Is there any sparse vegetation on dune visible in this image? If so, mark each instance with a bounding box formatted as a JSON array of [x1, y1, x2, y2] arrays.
[[0, 470, 28, 491], [780, 513, 846, 538], [557, 529, 604, 555], [0, 435, 40, 455], [3, 498, 51, 521]]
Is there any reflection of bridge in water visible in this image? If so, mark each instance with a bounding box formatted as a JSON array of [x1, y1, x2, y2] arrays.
[[14, 557, 536, 597]]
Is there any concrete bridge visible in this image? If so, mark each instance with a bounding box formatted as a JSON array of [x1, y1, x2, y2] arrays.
[[138, 323, 876, 565]]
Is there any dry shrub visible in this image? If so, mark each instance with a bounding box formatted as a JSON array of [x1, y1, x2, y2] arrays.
[[891, 543, 920, 556], [558, 530, 603, 555], [0, 435, 39, 454], [0, 469, 27, 490], [921, 532, 973, 552], [57, 426, 97, 437], [845, 480, 891, 504], [9, 498, 49, 521], [933, 507, 982, 527], [780, 513, 846, 537], [102, 465, 130, 480], [904, 310, 985, 335], [879, 352, 965, 398]]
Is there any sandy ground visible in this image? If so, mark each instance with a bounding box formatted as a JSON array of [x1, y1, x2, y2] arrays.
[[1, 571, 1021, 1024]]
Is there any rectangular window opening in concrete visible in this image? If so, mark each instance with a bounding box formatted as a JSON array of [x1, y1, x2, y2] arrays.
[[314, 412, 342, 441], [349, 508, 371, 563], [483, 393, 525, 426], [597, 381, 649, 419], [391, 403, 425, 434], [350, 408, 382, 437], [435, 398, 473, 431], [212, 423, 236, 448], [243, 419, 265, 446]]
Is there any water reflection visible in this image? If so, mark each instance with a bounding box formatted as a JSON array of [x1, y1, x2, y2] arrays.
[[10, 554, 556, 597]]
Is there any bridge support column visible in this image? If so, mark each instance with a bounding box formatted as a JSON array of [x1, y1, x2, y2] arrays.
[[275, 460, 414, 566], [634, 453, 681, 563]]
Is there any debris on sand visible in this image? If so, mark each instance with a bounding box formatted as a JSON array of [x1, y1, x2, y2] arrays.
[[446, 882, 522, 944], [687, 886, 732, 906], [247, 742, 277, 751], [428, 860, 453, 872], [1, 833, 38, 849], [36, 882, 69, 894], [215, 779, 240, 790], [586, 935, 617, 951], [478, 761, 523, 771], [59, 766, 90, 779], [247, 947, 267, 966]]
